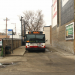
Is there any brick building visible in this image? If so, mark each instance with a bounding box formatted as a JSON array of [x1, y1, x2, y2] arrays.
[[52, 0, 75, 54], [0, 32, 9, 38]]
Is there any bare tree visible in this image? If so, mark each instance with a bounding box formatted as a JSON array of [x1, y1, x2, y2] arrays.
[[22, 10, 45, 31]]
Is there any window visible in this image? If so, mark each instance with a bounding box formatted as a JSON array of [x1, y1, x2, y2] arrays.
[[36, 34, 45, 43], [26, 34, 35, 43], [26, 34, 45, 43]]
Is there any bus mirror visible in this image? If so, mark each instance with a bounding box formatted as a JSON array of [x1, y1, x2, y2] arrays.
[[45, 40, 48, 42]]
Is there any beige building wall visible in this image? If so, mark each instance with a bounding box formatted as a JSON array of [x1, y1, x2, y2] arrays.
[[44, 26, 50, 45], [52, 0, 74, 54]]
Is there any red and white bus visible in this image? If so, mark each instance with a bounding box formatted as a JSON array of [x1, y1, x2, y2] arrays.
[[26, 31, 45, 52]]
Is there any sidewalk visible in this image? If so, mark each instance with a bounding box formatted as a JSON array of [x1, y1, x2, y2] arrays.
[[0, 46, 26, 63], [9, 46, 26, 56], [46, 44, 74, 56], [45, 44, 75, 60]]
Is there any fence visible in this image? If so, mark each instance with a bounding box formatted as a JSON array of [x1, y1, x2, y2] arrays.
[[2, 38, 21, 56]]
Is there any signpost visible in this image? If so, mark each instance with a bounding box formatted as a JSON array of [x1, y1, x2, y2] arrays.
[[65, 22, 74, 40], [8, 29, 13, 53], [8, 29, 13, 35]]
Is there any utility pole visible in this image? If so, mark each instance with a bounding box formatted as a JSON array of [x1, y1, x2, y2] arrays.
[[4, 17, 9, 38], [20, 16, 23, 46], [24, 21, 26, 45], [24, 21, 25, 41]]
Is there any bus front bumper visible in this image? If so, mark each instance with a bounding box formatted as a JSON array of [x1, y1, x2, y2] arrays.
[[26, 48, 45, 51]]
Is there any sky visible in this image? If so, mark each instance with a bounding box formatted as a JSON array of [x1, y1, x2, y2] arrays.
[[0, 0, 52, 35]]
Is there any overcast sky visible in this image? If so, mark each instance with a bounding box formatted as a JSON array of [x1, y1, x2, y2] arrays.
[[0, 0, 52, 34]]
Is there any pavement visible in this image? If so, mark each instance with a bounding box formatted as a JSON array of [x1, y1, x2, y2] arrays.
[[6, 44, 74, 56], [0, 45, 75, 75], [0, 46, 26, 63], [46, 44, 75, 60], [46, 44, 73, 55], [9, 46, 26, 56]]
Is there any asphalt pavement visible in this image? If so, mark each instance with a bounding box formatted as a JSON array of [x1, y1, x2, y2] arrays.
[[0, 45, 75, 75]]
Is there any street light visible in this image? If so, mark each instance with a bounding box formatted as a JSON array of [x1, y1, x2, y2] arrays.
[[11, 23, 16, 35]]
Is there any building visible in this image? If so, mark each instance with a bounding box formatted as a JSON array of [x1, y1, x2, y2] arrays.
[[0, 32, 9, 38], [52, 0, 75, 54], [43, 26, 52, 45], [9, 35, 21, 39]]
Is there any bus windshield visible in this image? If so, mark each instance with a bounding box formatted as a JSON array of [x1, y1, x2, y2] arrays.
[[26, 34, 45, 43], [36, 35, 45, 43], [26, 35, 35, 43]]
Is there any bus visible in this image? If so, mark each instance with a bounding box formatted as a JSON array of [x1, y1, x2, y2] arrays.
[[26, 31, 45, 52]]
